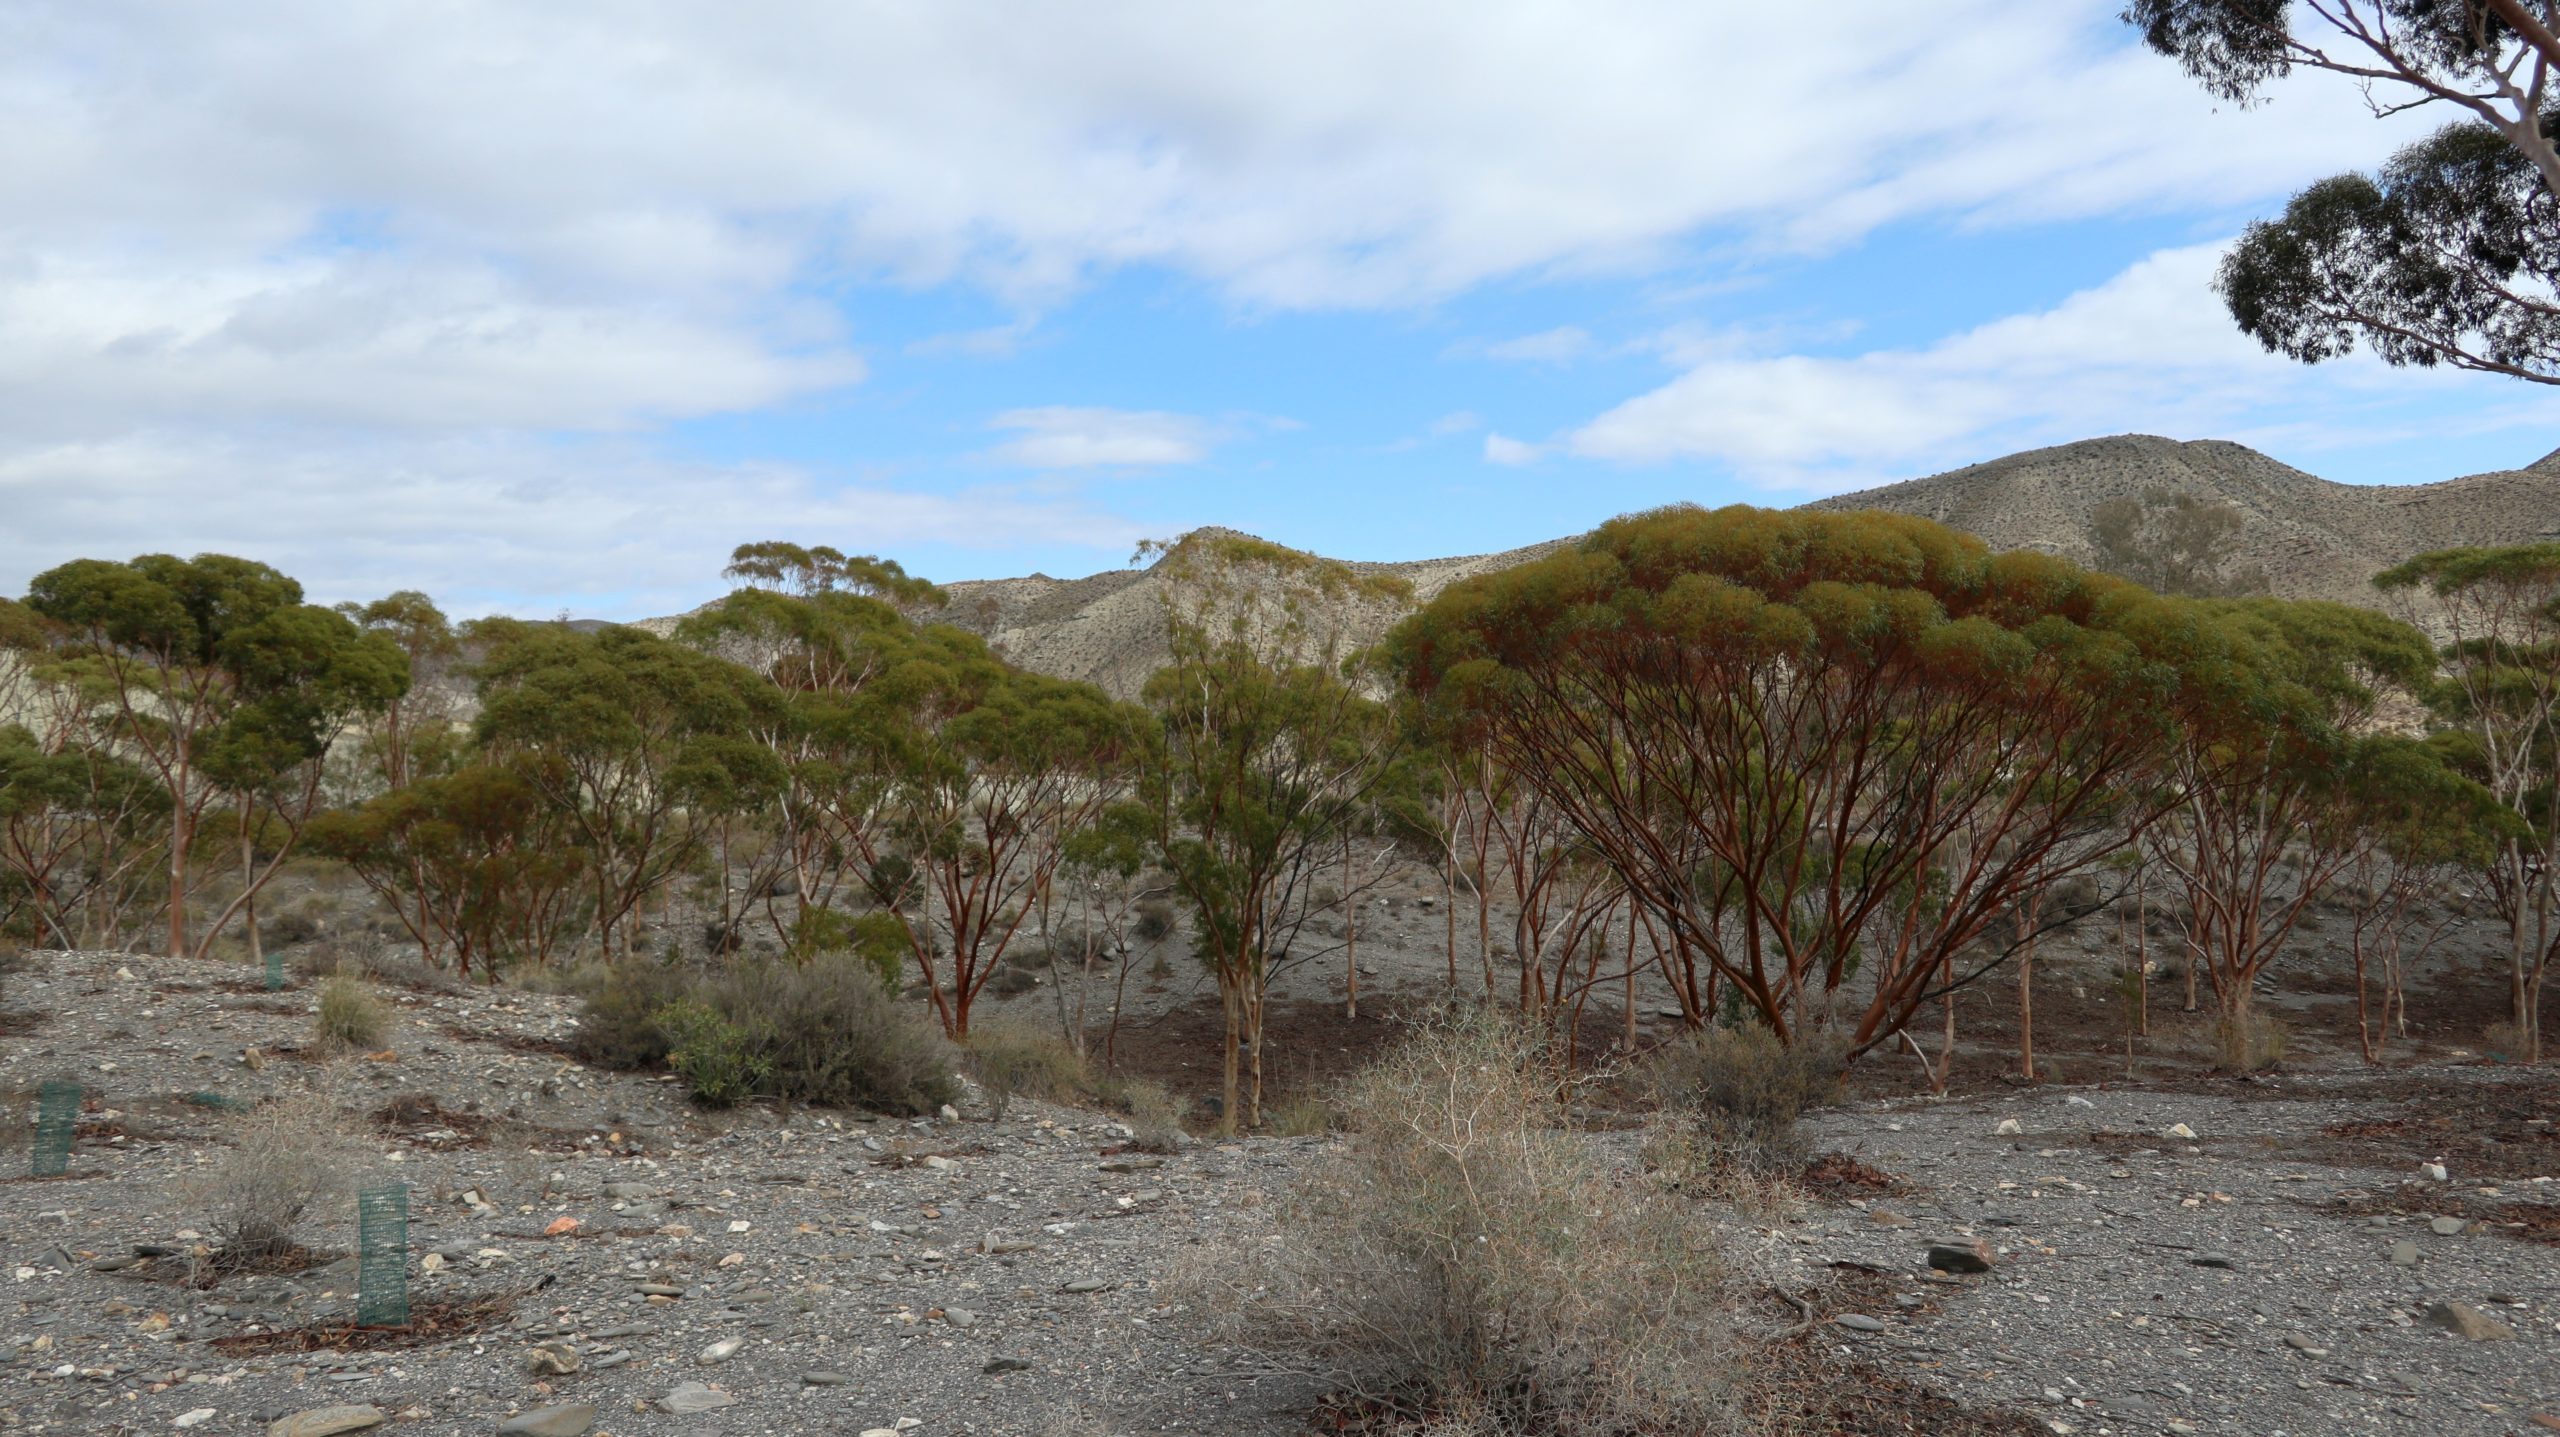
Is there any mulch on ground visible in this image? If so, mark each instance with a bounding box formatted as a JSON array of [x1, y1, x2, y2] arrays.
[[208, 1289, 525, 1355]]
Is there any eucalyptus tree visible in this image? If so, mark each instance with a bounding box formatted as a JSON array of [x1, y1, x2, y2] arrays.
[[2136, 597, 2460, 1066], [306, 762, 594, 977], [1036, 799, 1156, 1062], [2339, 737, 2513, 1059], [678, 548, 943, 942], [887, 642, 1140, 1039], [192, 607, 413, 964], [1392, 505, 2205, 1060], [0, 722, 168, 950], [2128, 0, 2560, 384], [472, 621, 772, 963], [1136, 530, 1412, 1128], [2378, 543, 2560, 1056], [24, 555, 407, 958], [337, 591, 466, 789]]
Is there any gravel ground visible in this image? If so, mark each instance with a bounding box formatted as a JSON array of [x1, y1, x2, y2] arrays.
[[0, 950, 1322, 1436], [3, 947, 2554, 1437], [1784, 1072, 2560, 1436]]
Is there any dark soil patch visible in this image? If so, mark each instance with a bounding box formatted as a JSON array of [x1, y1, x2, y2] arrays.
[[208, 1289, 524, 1354], [0, 1008, 47, 1036], [1747, 1339, 2047, 1436], [434, 1020, 579, 1061], [2320, 1188, 2560, 1246], [1800, 1152, 1908, 1198], [115, 1241, 339, 1289], [372, 1092, 499, 1150], [2288, 1081, 2560, 1180]]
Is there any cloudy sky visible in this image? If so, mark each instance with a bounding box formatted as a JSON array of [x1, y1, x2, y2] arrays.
[[6, 2, 2556, 617]]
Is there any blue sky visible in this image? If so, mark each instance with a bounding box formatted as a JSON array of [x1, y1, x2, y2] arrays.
[[4, 2, 2555, 618]]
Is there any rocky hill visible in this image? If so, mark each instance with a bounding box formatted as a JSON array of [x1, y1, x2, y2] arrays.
[[841, 435, 2560, 693]]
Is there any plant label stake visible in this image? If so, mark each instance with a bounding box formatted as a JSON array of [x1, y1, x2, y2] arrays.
[[31, 1081, 81, 1177], [356, 1184, 410, 1327]]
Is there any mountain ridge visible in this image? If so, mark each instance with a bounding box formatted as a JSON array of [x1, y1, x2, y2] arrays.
[[690, 434, 2560, 694]]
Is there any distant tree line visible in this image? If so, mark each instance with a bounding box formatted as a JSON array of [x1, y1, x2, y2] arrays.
[[4, 511, 2556, 1127]]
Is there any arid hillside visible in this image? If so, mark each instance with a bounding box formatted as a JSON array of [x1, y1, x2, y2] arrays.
[[925, 434, 2560, 692]]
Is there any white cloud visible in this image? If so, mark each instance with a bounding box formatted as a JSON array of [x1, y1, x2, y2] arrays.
[[0, 1, 2474, 604], [0, 253, 859, 438], [983, 407, 1221, 468], [1430, 410, 1484, 436], [0, 430, 1139, 617], [5, 3, 2433, 323], [1564, 243, 2349, 489], [1483, 433, 1545, 466], [1474, 326, 1596, 364]]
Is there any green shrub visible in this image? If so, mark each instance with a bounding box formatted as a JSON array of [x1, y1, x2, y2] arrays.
[[696, 956, 960, 1115], [1646, 1022, 1844, 1174], [577, 955, 958, 1114], [568, 960, 694, 1070], [659, 1000, 772, 1108], [968, 1024, 1091, 1119], [314, 974, 390, 1053], [1132, 900, 1175, 944]]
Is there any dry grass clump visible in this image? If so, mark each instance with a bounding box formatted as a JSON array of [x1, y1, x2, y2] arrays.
[[1179, 1008, 1738, 1435], [1090, 1072, 1190, 1151], [187, 1092, 358, 1263], [313, 973, 390, 1053], [2481, 1020, 2534, 1063], [967, 1023, 1092, 1119], [1645, 1022, 1845, 1178], [2212, 1007, 2289, 1072]]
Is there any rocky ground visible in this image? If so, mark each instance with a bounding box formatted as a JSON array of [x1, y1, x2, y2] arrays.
[[2, 947, 2554, 1437]]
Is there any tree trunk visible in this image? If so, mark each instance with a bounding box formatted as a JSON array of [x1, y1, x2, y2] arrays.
[[2017, 890, 2041, 1082], [2218, 983, 2256, 1072], [167, 787, 191, 960], [1935, 953, 1957, 1096], [2134, 877, 2150, 1039], [1343, 836, 1358, 1021], [240, 799, 262, 972], [1442, 850, 1457, 988], [1219, 976, 1243, 1135]]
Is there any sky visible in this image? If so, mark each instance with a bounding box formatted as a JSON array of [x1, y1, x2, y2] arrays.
[[5, 2, 2557, 620]]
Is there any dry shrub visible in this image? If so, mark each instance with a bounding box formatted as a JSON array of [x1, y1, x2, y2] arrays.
[[188, 1092, 357, 1262], [1180, 1009, 1737, 1435], [2212, 1007, 2288, 1072], [1095, 1073, 1191, 1152], [1646, 1023, 1844, 1176], [2481, 1020, 2534, 1062], [314, 974, 390, 1053], [566, 960, 693, 1069], [967, 1023, 1091, 1120], [1264, 1092, 1334, 1137]]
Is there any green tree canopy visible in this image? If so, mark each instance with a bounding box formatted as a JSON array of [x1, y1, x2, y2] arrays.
[[1393, 505, 2209, 1057], [24, 554, 408, 957], [2126, 0, 2560, 384]]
